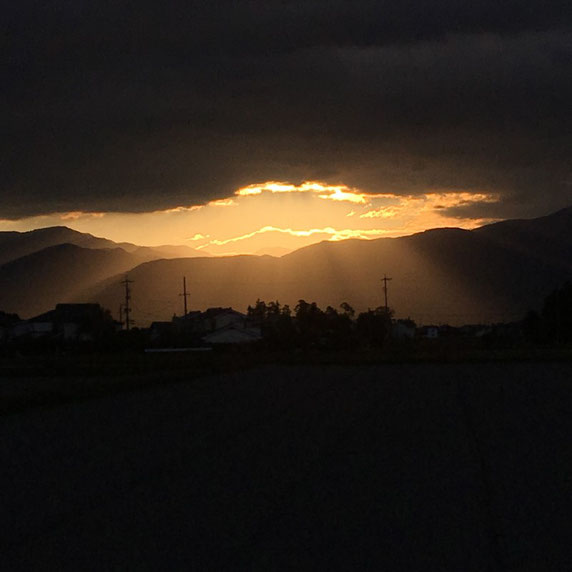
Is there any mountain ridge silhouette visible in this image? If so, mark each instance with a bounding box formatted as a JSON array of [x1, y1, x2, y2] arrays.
[[1, 207, 570, 323]]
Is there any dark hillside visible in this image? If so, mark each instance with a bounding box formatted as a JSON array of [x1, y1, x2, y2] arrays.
[[3, 207, 571, 324], [0, 244, 140, 317], [0, 226, 204, 266]]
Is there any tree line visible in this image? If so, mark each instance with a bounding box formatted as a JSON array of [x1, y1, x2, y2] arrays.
[[523, 282, 572, 344], [247, 299, 397, 350]]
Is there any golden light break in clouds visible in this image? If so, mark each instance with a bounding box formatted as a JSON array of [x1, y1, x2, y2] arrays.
[[0, 182, 500, 256]]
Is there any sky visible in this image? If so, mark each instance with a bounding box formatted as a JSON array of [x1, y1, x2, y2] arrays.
[[3, 1, 571, 254]]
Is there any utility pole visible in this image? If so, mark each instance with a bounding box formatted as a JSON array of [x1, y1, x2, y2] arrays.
[[121, 275, 133, 330], [119, 304, 123, 328], [179, 276, 189, 316], [381, 274, 392, 315]]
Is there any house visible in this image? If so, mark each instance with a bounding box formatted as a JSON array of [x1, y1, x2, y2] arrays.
[[12, 303, 114, 342], [391, 319, 416, 340], [12, 315, 54, 339], [149, 321, 174, 343], [198, 308, 260, 345], [200, 308, 262, 344], [171, 311, 203, 335], [0, 311, 21, 344], [419, 325, 439, 339], [458, 324, 492, 338], [149, 307, 258, 348], [202, 308, 248, 332], [202, 324, 262, 345]]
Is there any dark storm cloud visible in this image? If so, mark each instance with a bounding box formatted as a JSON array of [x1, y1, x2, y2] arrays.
[[3, 1, 572, 218]]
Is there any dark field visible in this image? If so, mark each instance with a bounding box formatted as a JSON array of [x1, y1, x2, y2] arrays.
[[2, 362, 572, 571]]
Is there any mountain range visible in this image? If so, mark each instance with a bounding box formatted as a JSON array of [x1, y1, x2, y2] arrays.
[[1, 208, 570, 325], [0, 226, 204, 267]]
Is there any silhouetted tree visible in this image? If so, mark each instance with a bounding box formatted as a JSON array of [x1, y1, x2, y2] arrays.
[[247, 299, 268, 325], [0, 311, 20, 327], [248, 299, 296, 347], [295, 300, 325, 346], [542, 282, 572, 343], [322, 305, 354, 348], [267, 301, 295, 346], [266, 301, 281, 318], [522, 309, 542, 343], [356, 307, 393, 347], [340, 302, 355, 319], [249, 298, 394, 350]]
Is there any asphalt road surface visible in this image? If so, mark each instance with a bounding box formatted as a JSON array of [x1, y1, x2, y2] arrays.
[[2, 362, 572, 571]]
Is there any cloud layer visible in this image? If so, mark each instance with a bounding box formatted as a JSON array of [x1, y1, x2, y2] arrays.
[[0, 182, 501, 255], [3, 1, 571, 219]]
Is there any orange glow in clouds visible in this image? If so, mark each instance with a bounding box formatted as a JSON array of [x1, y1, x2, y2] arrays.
[[0, 182, 501, 256]]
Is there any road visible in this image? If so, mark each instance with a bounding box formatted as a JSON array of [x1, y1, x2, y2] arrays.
[[2, 362, 572, 570]]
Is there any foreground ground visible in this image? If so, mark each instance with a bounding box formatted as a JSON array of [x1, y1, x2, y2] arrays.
[[2, 362, 572, 570]]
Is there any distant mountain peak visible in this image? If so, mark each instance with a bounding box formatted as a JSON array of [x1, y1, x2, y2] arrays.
[[1, 204, 571, 323]]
